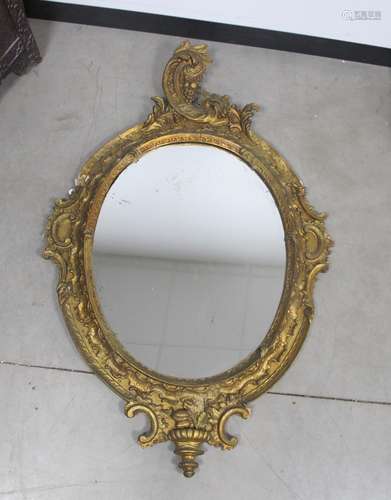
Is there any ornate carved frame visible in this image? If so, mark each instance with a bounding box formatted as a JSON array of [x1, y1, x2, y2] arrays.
[[43, 41, 332, 477]]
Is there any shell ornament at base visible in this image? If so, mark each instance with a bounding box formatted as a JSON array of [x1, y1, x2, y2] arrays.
[[125, 404, 251, 477]]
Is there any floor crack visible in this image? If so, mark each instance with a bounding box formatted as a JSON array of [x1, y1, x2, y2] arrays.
[[1, 360, 391, 407]]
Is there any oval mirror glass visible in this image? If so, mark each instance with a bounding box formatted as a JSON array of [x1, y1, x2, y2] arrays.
[[93, 144, 285, 378]]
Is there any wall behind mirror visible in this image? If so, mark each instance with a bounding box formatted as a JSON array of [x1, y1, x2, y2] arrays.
[[93, 145, 285, 378]]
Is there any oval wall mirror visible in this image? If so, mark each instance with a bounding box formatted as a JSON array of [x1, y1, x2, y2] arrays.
[[93, 144, 286, 379], [43, 41, 332, 477]]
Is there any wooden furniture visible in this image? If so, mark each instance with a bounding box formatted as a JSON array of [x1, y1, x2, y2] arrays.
[[0, 0, 40, 83]]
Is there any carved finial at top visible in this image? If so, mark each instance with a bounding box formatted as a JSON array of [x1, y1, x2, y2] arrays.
[[163, 41, 211, 107], [160, 41, 259, 135]]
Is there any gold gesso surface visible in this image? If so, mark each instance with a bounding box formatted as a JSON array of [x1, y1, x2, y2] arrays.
[[43, 41, 332, 477]]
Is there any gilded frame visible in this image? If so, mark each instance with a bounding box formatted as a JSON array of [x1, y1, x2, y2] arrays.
[[43, 41, 332, 477]]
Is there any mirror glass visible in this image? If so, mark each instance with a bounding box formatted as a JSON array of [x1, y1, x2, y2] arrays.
[[93, 145, 285, 378]]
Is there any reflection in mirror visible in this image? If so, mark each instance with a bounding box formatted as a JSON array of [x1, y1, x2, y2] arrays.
[[93, 145, 285, 378]]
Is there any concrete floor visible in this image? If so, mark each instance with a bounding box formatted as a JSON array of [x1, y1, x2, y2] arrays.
[[0, 19, 391, 500]]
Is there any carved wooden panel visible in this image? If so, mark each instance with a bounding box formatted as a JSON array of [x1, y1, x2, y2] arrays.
[[0, 0, 41, 83]]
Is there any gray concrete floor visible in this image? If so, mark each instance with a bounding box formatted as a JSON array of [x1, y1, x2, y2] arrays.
[[0, 19, 391, 500]]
